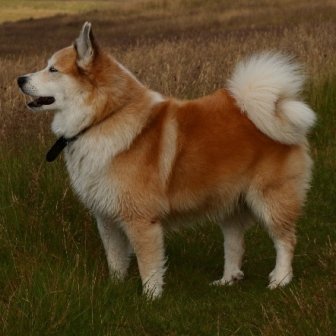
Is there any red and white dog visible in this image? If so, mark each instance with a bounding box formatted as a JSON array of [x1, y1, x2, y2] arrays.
[[18, 22, 315, 298]]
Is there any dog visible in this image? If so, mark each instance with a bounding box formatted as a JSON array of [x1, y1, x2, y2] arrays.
[[17, 22, 316, 299]]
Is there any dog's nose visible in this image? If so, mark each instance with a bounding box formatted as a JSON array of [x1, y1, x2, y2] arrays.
[[17, 76, 27, 88]]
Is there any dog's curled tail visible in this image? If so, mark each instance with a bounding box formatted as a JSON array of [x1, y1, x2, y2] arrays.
[[227, 52, 316, 144]]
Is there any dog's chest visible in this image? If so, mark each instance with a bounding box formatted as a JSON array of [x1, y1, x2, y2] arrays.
[[64, 139, 120, 215]]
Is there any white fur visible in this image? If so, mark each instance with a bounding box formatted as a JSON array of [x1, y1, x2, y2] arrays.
[[65, 111, 148, 215], [268, 241, 293, 289], [148, 90, 165, 105], [19, 56, 95, 138], [64, 88, 167, 216], [96, 216, 132, 279], [227, 52, 316, 144], [143, 268, 165, 299], [51, 101, 93, 138], [212, 221, 245, 286]]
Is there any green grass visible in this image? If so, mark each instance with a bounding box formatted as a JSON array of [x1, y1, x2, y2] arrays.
[[1, 78, 335, 336]]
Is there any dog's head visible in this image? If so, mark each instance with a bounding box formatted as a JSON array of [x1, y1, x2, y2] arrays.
[[17, 22, 144, 137], [17, 22, 100, 113]]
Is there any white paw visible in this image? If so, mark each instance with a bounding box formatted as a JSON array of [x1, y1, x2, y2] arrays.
[[211, 270, 244, 286], [143, 281, 163, 300], [268, 268, 293, 289]]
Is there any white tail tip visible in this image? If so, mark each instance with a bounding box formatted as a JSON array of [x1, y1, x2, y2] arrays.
[[227, 52, 316, 144]]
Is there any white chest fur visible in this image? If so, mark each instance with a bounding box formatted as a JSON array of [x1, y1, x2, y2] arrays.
[[64, 136, 121, 216], [61, 91, 166, 216]]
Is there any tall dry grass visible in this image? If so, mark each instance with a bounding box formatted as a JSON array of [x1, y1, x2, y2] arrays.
[[1, 6, 335, 141]]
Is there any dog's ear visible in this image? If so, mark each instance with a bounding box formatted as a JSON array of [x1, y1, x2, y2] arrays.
[[74, 22, 98, 68]]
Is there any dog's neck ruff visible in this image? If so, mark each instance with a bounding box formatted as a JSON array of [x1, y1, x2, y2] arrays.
[[47, 105, 118, 162], [46, 90, 163, 162], [46, 103, 135, 162]]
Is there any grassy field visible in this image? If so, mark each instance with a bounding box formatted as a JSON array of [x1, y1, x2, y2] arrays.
[[0, 1, 336, 335]]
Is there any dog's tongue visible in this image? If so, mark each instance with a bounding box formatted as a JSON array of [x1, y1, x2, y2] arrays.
[[28, 96, 55, 108]]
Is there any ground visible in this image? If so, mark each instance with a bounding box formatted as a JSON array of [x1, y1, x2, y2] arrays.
[[0, 1, 335, 335]]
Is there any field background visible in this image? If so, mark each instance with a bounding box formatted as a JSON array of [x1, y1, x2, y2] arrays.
[[0, 0, 335, 335]]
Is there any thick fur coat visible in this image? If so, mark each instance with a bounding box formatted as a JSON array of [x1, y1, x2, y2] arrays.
[[18, 22, 315, 298]]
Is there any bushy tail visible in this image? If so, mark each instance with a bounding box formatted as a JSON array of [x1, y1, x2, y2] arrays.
[[227, 52, 316, 144]]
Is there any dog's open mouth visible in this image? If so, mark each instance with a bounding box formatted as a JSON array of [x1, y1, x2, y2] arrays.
[[27, 96, 55, 108]]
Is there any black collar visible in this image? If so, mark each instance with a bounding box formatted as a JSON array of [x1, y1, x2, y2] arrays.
[[46, 135, 79, 162], [46, 104, 129, 162]]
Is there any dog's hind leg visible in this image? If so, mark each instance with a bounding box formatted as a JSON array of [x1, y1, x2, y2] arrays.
[[247, 180, 303, 289], [212, 213, 253, 286], [96, 215, 132, 280], [123, 218, 166, 299]]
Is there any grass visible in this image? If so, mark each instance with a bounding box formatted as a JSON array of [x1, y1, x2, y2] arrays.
[[0, 1, 336, 335]]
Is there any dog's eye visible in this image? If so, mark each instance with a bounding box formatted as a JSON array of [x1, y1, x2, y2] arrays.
[[49, 66, 58, 73]]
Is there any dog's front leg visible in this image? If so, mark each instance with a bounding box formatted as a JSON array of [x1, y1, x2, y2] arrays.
[[123, 218, 166, 299], [96, 215, 132, 280]]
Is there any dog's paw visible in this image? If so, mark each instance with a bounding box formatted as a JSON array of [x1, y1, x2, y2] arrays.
[[268, 268, 293, 289], [211, 270, 244, 286], [143, 281, 163, 300]]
